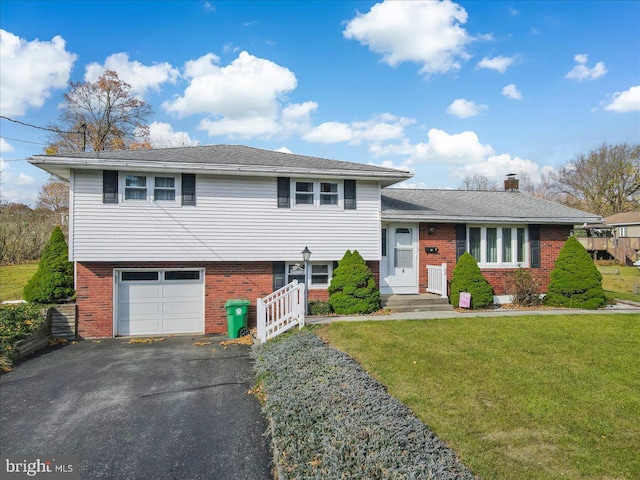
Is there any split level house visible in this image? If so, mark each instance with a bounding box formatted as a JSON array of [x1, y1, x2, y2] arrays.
[[29, 145, 601, 338]]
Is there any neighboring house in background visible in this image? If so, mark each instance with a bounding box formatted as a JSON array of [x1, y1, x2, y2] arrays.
[[29, 145, 600, 338], [578, 211, 640, 264]]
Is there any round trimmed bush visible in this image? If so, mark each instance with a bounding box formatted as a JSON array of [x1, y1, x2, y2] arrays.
[[23, 226, 74, 303], [544, 236, 605, 309], [450, 252, 494, 309], [328, 250, 380, 314]]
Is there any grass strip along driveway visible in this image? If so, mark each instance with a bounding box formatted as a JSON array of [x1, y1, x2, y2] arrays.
[[254, 331, 475, 479], [320, 314, 639, 480]]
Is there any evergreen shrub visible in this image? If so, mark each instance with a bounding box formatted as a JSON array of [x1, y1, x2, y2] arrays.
[[450, 252, 494, 309], [308, 300, 332, 316], [544, 236, 605, 309], [328, 250, 380, 314], [23, 226, 74, 303]]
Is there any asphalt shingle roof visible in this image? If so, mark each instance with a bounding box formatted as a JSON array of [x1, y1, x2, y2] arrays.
[[604, 211, 640, 226], [381, 188, 602, 224], [34, 144, 408, 176]]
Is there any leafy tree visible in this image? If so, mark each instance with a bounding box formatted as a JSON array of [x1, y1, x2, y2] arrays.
[[549, 142, 640, 216], [46, 70, 153, 153], [37, 177, 69, 225], [328, 250, 380, 314], [450, 252, 494, 309], [544, 236, 605, 309], [23, 226, 74, 303], [0, 203, 55, 264]]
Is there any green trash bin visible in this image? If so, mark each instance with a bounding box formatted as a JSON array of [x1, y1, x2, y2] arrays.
[[224, 299, 251, 339]]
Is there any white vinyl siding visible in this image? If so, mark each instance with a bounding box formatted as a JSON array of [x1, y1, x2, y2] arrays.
[[72, 170, 380, 262]]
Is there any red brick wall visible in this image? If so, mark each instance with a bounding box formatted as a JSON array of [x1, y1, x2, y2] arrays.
[[76, 259, 376, 338], [77, 261, 274, 338], [418, 223, 571, 297]]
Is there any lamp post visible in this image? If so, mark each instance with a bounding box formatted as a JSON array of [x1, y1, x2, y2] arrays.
[[301, 246, 311, 315]]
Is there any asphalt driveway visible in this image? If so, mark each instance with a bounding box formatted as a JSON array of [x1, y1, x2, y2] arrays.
[[0, 335, 272, 479]]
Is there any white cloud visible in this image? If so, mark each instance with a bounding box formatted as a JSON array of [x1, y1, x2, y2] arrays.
[[16, 172, 34, 185], [565, 54, 607, 81], [389, 181, 429, 189], [146, 122, 199, 148], [502, 84, 523, 100], [164, 51, 303, 138], [303, 114, 413, 145], [0, 29, 76, 116], [343, 0, 473, 76], [477, 55, 515, 73], [280, 101, 318, 135], [84, 53, 179, 97], [509, 7, 519, 16], [0, 138, 14, 153], [453, 153, 547, 183], [446, 99, 488, 118], [410, 129, 495, 164], [303, 122, 353, 144], [274, 146, 293, 154], [203, 1, 215, 12], [604, 85, 640, 112]]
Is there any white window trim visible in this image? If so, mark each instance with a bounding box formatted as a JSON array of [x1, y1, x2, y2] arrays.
[[619, 226, 628, 237], [285, 261, 334, 289], [468, 225, 529, 268], [120, 172, 181, 206], [291, 179, 343, 208]]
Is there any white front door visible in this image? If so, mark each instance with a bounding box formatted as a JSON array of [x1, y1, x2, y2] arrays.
[[380, 224, 418, 294]]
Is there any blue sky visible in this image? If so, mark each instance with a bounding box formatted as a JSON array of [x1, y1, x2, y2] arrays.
[[1, 0, 639, 205]]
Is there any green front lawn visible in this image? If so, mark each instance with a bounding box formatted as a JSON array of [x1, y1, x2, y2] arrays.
[[0, 262, 38, 302], [601, 266, 640, 302], [320, 315, 640, 479]]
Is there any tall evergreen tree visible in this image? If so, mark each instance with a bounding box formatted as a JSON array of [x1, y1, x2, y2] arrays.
[[544, 236, 605, 309], [23, 226, 74, 303], [450, 252, 494, 309], [328, 250, 380, 314]]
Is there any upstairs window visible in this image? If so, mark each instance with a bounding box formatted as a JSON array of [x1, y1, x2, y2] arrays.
[[292, 179, 345, 208], [124, 175, 147, 200], [320, 182, 338, 205], [121, 173, 181, 205], [295, 182, 314, 205], [154, 176, 175, 201]]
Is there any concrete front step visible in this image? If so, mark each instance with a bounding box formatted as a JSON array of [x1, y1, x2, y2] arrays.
[[381, 294, 454, 312]]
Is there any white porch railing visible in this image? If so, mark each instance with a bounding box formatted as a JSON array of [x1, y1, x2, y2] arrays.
[[426, 263, 448, 298], [257, 280, 306, 343]]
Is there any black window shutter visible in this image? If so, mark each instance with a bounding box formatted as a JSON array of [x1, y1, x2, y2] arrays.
[[103, 170, 118, 203], [182, 174, 196, 206], [344, 180, 356, 210], [277, 177, 290, 208], [529, 224, 541, 268], [273, 262, 286, 290], [455, 224, 467, 261]]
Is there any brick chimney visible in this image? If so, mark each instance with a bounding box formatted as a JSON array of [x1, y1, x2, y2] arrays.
[[504, 173, 519, 191]]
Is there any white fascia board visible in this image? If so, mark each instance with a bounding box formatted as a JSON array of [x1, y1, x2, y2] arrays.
[[381, 214, 604, 224]]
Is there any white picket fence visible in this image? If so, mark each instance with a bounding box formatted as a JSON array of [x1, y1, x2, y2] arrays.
[[426, 263, 448, 298], [257, 280, 306, 343]]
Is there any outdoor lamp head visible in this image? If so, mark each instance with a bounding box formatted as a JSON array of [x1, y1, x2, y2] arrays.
[[301, 246, 312, 262]]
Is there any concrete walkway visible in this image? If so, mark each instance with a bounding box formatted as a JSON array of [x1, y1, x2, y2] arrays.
[[307, 301, 640, 324]]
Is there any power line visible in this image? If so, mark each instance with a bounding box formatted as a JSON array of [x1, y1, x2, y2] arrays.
[[1, 136, 47, 146], [0, 115, 82, 135]]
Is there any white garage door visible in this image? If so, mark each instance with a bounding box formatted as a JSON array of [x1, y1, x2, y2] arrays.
[[116, 269, 204, 336]]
